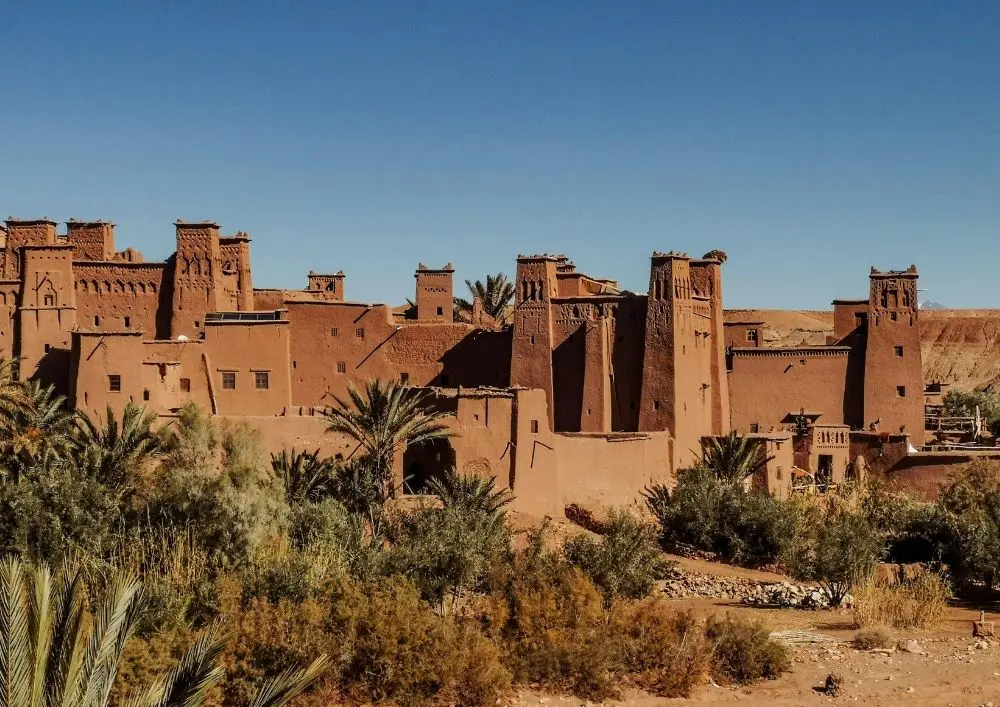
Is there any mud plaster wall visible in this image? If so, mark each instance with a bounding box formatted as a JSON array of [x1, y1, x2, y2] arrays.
[[729, 350, 851, 431], [204, 321, 292, 416], [74, 263, 168, 337]]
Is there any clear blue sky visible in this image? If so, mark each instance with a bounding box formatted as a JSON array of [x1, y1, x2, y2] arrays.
[[1, 1, 997, 309]]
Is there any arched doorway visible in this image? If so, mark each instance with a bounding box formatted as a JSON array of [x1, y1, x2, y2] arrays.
[[403, 438, 456, 494]]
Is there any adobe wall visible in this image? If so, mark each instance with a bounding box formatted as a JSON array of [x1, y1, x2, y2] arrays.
[[217, 387, 674, 518], [832, 300, 868, 341], [729, 348, 851, 431], [285, 301, 506, 406], [0, 281, 18, 360], [882, 451, 1000, 501], [724, 321, 763, 348], [73, 262, 169, 338], [203, 317, 292, 416], [71, 333, 212, 419]]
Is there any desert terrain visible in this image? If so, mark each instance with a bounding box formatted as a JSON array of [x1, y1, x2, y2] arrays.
[[515, 553, 1000, 707], [725, 308, 1000, 392]]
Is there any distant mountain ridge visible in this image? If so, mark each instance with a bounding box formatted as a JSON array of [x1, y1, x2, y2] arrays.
[[920, 299, 946, 310]]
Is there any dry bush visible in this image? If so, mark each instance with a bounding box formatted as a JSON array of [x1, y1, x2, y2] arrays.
[[337, 577, 509, 706], [221, 594, 339, 706], [853, 626, 893, 650], [611, 601, 711, 697], [705, 615, 790, 685], [852, 568, 950, 629], [484, 562, 619, 700]]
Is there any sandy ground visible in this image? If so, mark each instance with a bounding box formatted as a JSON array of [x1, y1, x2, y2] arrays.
[[507, 553, 1000, 707], [512, 601, 1000, 707]]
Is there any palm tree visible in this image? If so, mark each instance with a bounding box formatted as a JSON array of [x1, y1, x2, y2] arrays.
[[0, 556, 329, 707], [73, 402, 162, 496], [0, 380, 77, 479], [427, 469, 513, 529], [455, 273, 515, 325], [0, 358, 28, 425], [320, 379, 452, 498], [701, 431, 773, 484], [271, 448, 337, 504]]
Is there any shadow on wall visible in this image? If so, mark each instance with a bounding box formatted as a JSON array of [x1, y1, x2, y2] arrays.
[[403, 437, 456, 494], [438, 329, 513, 388], [34, 348, 72, 394], [553, 330, 585, 432]]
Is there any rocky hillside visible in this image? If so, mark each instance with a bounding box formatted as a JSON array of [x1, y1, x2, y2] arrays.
[[724, 308, 1000, 391]]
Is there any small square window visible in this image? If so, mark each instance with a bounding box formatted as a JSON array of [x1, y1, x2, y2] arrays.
[[44, 344, 51, 353], [221, 371, 236, 390], [894, 345, 903, 357], [142, 389, 150, 401], [400, 372, 409, 384], [436, 306, 443, 316], [94, 315, 101, 326], [124, 316, 131, 328], [180, 378, 191, 393], [530, 419, 539, 433], [890, 312, 898, 322], [896, 385, 907, 398], [653, 400, 660, 410], [331, 327, 339, 337], [336, 361, 346, 374], [43, 294, 54, 306], [355, 328, 364, 338], [530, 334, 535, 345], [194, 320, 201, 328], [255, 371, 269, 390], [108, 375, 121, 392], [746, 329, 758, 343]]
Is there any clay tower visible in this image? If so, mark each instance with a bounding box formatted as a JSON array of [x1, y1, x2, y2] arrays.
[[863, 266, 924, 446]]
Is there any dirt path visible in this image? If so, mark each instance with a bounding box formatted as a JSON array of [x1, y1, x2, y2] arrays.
[[511, 598, 1000, 707]]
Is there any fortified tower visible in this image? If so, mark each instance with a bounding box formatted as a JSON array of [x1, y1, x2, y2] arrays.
[[638, 252, 689, 435], [66, 220, 116, 261], [863, 266, 924, 446], [219, 232, 254, 311], [307, 271, 345, 300], [414, 263, 454, 322], [17, 244, 77, 387], [510, 255, 559, 427], [3, 219, 57, 278], [170, 221, 224, 339]]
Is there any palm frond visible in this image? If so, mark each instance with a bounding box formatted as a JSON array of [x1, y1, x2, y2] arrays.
[[246, 655, 330, 707]]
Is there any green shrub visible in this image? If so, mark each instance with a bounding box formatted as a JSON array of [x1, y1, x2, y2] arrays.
[[706, 615, 790, 685], [564, 509, 663, 605], [645, 467, 801, 567], [0, 462, 118, 565], [852, 626, 893, 650], [387, 501, 511, 610], [785, 497, 883, 606], [142, 407, 288, 566]]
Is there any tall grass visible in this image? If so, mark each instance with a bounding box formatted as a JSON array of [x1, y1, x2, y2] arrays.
[[852, 568, 950, 629]]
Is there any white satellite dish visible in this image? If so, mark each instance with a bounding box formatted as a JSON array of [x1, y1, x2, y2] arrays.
[[177, 334, 189, 341]]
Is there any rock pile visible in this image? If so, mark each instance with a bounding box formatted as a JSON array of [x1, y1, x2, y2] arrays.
[[742, 581, 852, 609], [660, 569, 758, 599]]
